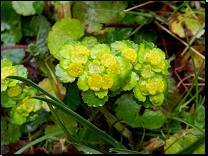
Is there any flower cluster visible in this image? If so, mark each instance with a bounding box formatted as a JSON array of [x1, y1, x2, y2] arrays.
[[55, 39, 171, 106], [1, 58, 42, 125], [1, 58, 27, 92]]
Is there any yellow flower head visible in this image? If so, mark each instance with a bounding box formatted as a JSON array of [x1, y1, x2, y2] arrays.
[[87, 73, 102, 91], [102, 75, 113, 90], [68, 62, 84, 77], [123, 48, 137, 61]]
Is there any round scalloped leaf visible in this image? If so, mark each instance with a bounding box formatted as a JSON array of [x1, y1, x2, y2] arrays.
[[81, 36, 99, 49], [94, 90, 108, 99], [81, 89, 108, 107], [48, 18, 85, 60], [130, 109, 164, 129], [122, 72, 139, 91], [1, 1, 19, 31], [133, 84, 146, 102], [55, 64, 75, 83], [33, 1, 44, 15], [10, 105, 27, 125], [162, 60, 171, 75], [115, 93, 142, 123], [77, 72, 89, 91], [16, 65, 28, 78], [1, 91, 16, 108], [72, 1, 126, 34], [12, 1, 36, 16], [1, 26, 22, 43], [90, 44, 111, 59], [149, 93, 164, 106], [1, 43, 25, 64]]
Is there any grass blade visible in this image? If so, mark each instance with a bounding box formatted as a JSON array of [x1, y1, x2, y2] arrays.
[[15, 129, 68, 154], [31, 96, 126, 149], [48, 104, 78, 143], [170, 117, 205, 134], [186, 33, 199, 108], [175, 135, 205, 154], [172, 59, 205, 113], [181, 22, 205, 56], [109, 148, 144, 154]]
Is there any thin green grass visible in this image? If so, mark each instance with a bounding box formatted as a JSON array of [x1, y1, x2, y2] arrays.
[[186, 33, 199, 108]]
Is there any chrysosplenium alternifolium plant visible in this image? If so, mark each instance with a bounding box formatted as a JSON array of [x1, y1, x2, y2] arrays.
[[55, 39, 171, 107], [1, 58, 42, 125]]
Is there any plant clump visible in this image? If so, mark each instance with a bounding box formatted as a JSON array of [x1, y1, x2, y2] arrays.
[[54, 39, 171, 107]]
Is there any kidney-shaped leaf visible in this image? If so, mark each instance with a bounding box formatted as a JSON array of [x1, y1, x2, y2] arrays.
[[48, 18, 85, 60]]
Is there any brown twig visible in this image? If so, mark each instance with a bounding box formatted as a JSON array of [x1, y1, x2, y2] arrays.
[[177, 74, 205, 88], [100, 22, 139, 30]]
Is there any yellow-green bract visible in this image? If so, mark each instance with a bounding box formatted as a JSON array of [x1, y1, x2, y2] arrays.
[[54, 39, 171, 107]]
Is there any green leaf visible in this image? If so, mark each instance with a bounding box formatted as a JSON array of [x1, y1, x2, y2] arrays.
[[183, 112, 194, 124], [81, 89, 108, 107], [22, 16, 34, 37], [72, 1, 126, 34], [137, 109, 166, 129], [20, 109, 50, 133], [149, 93, 164, 106], [55, 64, 75, 83], [90, 44, 111, 59], [64, 82, 81, 111], [167, 120, 182, 134], [77, 71, 89, 91], [12, 1, 36, 16], [1, 26, 22, 43], [194, 105, 205, 128], [10, 105, 27, 125], [133, 84, 146, 102], [33, 1, 44, 15], [48, 18, 85, 60], [175, 135, 205, 154], [30, 15, 51, 57], [8, 122, 22, 142], [45, 110, 77, 138], [81, 36, 99, 49], [134, 29, 158, 45], [1, 1, 19, 31], [115, 93, 166, 129], [115, 93, 142, 123], [165, 134, 205, 154], [122, 72, 139, 91], [1, 91, 16, 108], [1, 117, 22, 146], [94, 90, 108, 99]]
